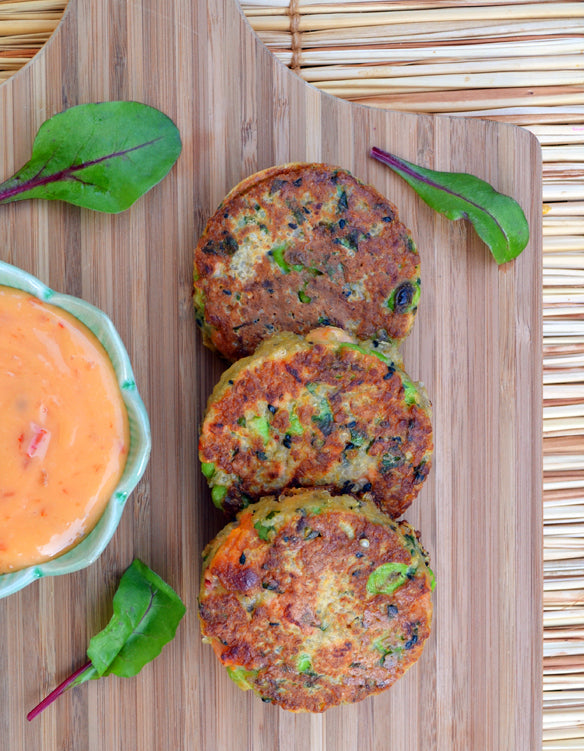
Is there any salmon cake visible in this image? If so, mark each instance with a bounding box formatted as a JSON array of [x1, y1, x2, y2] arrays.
[[198, 489, 434, 712], [199, 326, 432, 518], [193, 163, 421, 361]]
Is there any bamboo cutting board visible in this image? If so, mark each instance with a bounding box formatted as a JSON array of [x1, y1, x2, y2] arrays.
[[0, 1, 542, 749]]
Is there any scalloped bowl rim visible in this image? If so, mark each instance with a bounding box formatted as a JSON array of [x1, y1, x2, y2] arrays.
[[0, 260, 151, 598]]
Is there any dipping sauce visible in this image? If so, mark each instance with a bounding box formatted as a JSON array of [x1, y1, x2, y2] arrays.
[[0, 286, 129, 574]]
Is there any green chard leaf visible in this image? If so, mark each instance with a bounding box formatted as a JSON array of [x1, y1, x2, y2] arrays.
[[85, 559, 186, 678], [370, 146, 529, 265], [0, 101, 181, 213], [27, 559, 185, 721]]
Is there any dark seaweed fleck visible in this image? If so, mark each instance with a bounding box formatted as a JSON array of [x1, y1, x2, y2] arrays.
[[413, 461, 429, 484], [347, 230, 359, 249], [288, 222, 298, 230], [270, 178, 286, 195], [347, 420, 357, 429], [405, 634, 418, 650], [228, 379, 234, 385], [267, 404, 277, 414], [394, 282, 416, 313], [313, 413, 334, 436], [362, 482, 372, 492], [222, 289, 232, 296], [256, 450, 268, 461], [387, 604, 399, 619], [383, 364, 396, 380], [296, 516, 308, 533], [338, 218, 346, 229], [335, 233, 358, 251], [355, 551, 364, 559], [202, 232, 238, 256], [239, 552, 246, 565], [293, 177, 303, 187], [287, 200, 306, 225], [282, 434, 292, 449], [382, 211, 395, 223], [285, 365, 302, 383], [344, 442, 356, 452], [269, 622, 280, 627], [341, 480, 355, 493], [381, 451, 405, 473], [337, 190, 349, 212], [233, 319, 258, 332], [318, 316, 332, 326], [305, 530, 321, 541]]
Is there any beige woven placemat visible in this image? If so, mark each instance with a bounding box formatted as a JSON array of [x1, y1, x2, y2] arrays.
[[0, 0, 67, 84], [1, 0, 583, 747]]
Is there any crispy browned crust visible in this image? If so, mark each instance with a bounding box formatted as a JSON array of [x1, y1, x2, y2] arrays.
[[198, 490, 434, 712], [193, 163, 420, 361], [198, 329, 433, 518]]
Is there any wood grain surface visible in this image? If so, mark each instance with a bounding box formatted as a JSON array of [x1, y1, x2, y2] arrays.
[[0, 1, 543, 749]]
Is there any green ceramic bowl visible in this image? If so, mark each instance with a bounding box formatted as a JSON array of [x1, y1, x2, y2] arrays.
[[0, 260, 151, 598]]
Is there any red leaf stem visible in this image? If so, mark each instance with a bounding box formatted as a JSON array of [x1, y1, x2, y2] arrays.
[[27, 660, 92, 721]]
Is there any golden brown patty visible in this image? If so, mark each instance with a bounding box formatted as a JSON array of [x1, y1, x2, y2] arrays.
[[193, 163, 420, 361], [199, 327, 432, 517], [199, 490, 434, 712]]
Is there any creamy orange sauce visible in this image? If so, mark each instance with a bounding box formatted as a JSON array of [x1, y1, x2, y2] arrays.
[[0, 286, 129, 574]]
